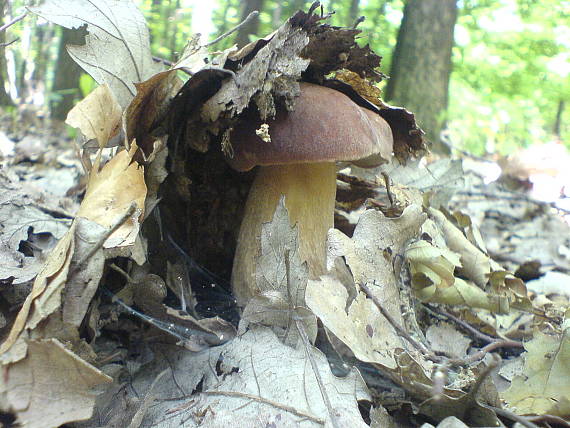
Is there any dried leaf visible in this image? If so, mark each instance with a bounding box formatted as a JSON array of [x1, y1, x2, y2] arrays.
[[104, 327, 370, 427], [66, 84, 122, 149], [240, 197, 316, 345], [307, 205, 426, 368], [426, 323, 471, 359], [501, 325, 570, 417], [0, 176, 71, 283], [429, 207, 496, 288], [77, 144, 146, 248], [406, 240, 509, 313], [30, 0, 162, 108], [0, 339, 112, 428], [0, 223, 76, 362], [61, 218, 106, 327]]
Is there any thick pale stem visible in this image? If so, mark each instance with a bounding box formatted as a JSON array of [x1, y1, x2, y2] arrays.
[[231, 162, 337, 306]]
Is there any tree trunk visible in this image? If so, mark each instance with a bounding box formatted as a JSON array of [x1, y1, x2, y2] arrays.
[[50, 27, 84, 121], [385, 0, 457, 153], [348, 0, 360, 26], [235, 0, 264, 48], [0, 0, 13, 106], [553, 100, 565, 138]]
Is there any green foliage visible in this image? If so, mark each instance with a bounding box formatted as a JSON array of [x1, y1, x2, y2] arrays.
[[3, 0, 565, 155], [136, 0, 194, 60], [450, 0, 569, 153], [79, 73, 97, 97]]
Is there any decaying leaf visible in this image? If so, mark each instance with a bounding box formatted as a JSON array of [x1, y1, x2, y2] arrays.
[[240, 197, 317, 346], [0, 222, 76, 363], [30, 0, 163, 108], [429, 207, 496, 288], [164, 9, 424, 161], [77, 144, 146, 249], [426, 323, 471, 360], [417, 208, 533, 312], [0, 174, 71, 284], [124, 36, 215, 157], [406, 240, 510, 313], [307, 205, 426, 369], [501, 321, 570, 417], [65, 84, 122, 149], [0, 339, 112, 428], [94, 326, 370, 428]]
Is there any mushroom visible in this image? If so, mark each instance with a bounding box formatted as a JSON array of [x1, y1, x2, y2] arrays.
[[228, 82, 393, 306]]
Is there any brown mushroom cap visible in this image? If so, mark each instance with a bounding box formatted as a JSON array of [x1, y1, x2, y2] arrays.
[[227, 82, 393, 172]]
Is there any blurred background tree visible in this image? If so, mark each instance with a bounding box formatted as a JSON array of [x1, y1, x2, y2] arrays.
[[385, 0, 457, 153], [0, 0, 567, 155]]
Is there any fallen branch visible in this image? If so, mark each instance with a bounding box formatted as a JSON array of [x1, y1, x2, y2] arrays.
[[206, 11, 259, 47], [0, 12, 27, 33], [202, 390, 325, 425], [359, 281, 435, 359]]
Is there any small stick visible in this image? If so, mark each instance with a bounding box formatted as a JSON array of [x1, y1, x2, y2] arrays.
[[0, 38, 18, 47], [152, 56, 172, 67], [127, 369, 169, 428], [352, 16, 365, 29], [447, 340, 524, 366], [284, 251, 341, 428], [206, 11, 259, 47], [359, 282, 435, 359], [0, 12, 27, 33], [428, 305, 498, 343], [202, 390, 324, 424], [485, 405, 539, 428]]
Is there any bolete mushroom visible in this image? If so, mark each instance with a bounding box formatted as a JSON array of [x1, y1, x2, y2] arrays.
[[228, 82, 393, 306]]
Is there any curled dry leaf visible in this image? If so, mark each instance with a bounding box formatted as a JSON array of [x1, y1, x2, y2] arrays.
[[65, 84, 122, 149], [424, 208, 533, 312], [0, 223, 76, 363], [77, 144, 146, 249], [125, 35, 215, 157], [405, 240, 510, 313], [428, 207, 496, 288]]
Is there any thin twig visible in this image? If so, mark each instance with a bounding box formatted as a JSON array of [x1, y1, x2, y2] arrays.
[[352, 15, 365, 29], [206, 11, 259, 47], [284, 251, 340, 428], [0, 38, 18, 47], [429, 305, 498, 343], [109, 263, 134, 283], [201, 390, 325, 425], [450, 340, 524, 366], [359, 282, 435, 359], [152, 55, 172, 67], [127, 369, 169, 428], [70, 203, 137, 276], [483, 404, 540, 428], [0, 12, 27, 33], [295, 318, 340, 428]]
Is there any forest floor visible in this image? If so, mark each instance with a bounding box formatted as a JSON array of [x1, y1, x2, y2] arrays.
[[1, 111, 570, 428]]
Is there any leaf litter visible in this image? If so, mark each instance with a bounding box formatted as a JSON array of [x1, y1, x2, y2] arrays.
[[0, 1, 569, 427]]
